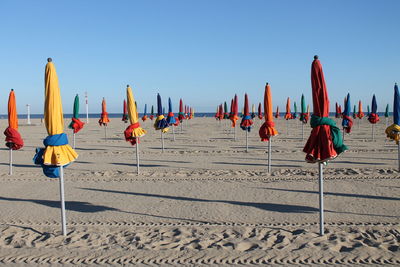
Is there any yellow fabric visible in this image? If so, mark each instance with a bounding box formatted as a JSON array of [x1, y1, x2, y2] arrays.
[[43, 61, 78, 166], [385, 124, 400, 144], [127, 86, 147, 137]]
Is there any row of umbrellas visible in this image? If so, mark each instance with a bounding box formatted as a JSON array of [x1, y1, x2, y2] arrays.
[[3, 57, 399, 237]]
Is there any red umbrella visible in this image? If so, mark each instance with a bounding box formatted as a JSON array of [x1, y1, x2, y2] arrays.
[[122, 99, 128, 123], [258, 103, 263, 119], [240, 93, 253, 152], [274, 106, 279, 118], [303, 56, 347, 235]]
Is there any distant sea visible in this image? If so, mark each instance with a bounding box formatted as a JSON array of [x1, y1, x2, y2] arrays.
[[0, 112, 392, 120]]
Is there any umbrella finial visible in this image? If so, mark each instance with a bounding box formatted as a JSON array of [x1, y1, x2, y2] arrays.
[[11, 88, 14, 91], [47, 58, 52, 62], [266, 82, 269, 85], [127, 84, 130, 87], [314, 55, 318, 60]]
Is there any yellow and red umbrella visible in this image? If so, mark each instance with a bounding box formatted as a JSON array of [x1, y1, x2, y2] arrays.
[[124, 85, 147, 145], [4, 89, 24, 150]]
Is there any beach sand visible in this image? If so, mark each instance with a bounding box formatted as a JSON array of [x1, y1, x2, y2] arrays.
[[0, 117, 399, 266]]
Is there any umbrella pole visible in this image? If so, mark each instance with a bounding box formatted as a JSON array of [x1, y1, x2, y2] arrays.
[[136, 137, 140, 175], [172, 125, 175, 141], [286, 119, 289, 135], [318, 162, 324, 236], [245, 130, 249, 152], [59, 166, 67, 236], [398, 136, 400, 172], [234, 125, 236, 141], [268, 138, 272, 173], [161, 131, 165, 153], [372, 124, 375, 141], [105, 125, 107, 141], [9, 148, 12, 175], [302, 123, 304, 141], [73, 133, 76, 149]]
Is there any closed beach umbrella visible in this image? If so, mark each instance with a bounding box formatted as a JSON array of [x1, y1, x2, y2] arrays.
[[335, 103, 339, 118], [150, 105, 154, 120], [367, 105, 370, 117], [230, 94, 239, 140], [154, 93, 169, 152], [385, 104, 389, 118], [368, 95, 379, 124], [33, 58, 78, 236], [385, 83, 400, 170], [358, 101, 364, 119], [178, 99, 184, 122], [342, 93, 353, 133], [166, 97, 177, 141], [303, 56, 347, 236], [293, 101, 298, 119], [224, 102, 229, 119], [353, 105, 357, 119], [98, 98, 110, 126], [284, 97, 292, 120], [240, 93, 253, 152], [251, 104, 256, 119], [122, 100, 128, 123], [259, 83, 278, 173], [4, 89, 24, 175], [300, 94, 307, 123], [275, 106, 279, 119], [258, 103, 262, 119], [69, 94, 84, 134], [141, 104, 148, 121], [338, 105, 342, 118], [124, 85, 147, 174]]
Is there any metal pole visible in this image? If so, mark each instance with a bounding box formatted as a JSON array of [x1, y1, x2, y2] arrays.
[[85, 92, 89, 123], [180, 122, 183, 134], [136, 137, 140, 175], [161, 131, 164, 152], [245, 130, 248, 152], [286, 119, 289, 135], [59, 166, 67, 236], [9, 148, 12, 175], [26, 104, 31, 125], [172, 126, 175, 141], [268, 138, 272, 173], [398, 137, 400, 172], [234, 125, 236, 141], [372, 124, 375, 141], [105, 125, 107, 141], [73, 133, 76, 149], [319, 162, 324, 236], [302, 123, 304, 141]]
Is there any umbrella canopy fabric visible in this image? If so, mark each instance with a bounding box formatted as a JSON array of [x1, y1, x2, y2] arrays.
[[251, 104, 256, 119], [385, 83, 400, 144], [342, 93, 353, 133], [258, 103, 262, 119], [358, 100, 364, 119], [68, 94, 84, 133], [259, 83, 278, 141], [33, 59, 78, 177], [307, 104, 310, 118], [230, 94, 239, 127], [150, 105, 154, 120], [335, 103, 339, 118], [275, 106, 279, 118], [124, 86, 147, 145], [223, 102, 229, 119], [178, 99, 184, 122], [300, 94, 308, 123], [338, 105, 342, 118], [154, 93, 169, 133], [303, 56, 347, 163], [367, 105, 370, 116], [284, 98, 293, 120], [293, 102, 298, 118], [240, 93, 253, 131], [142, 104, 148, 121], [385, 104, 389, 118], [122, 100, 128, 122], [4, 89, 24, 150], [353, 105, 357, 119], [98, 98, 110, 126], [229, 98, 234, 118], [368, 95, 379, 124], [166, 97, 177, 125]]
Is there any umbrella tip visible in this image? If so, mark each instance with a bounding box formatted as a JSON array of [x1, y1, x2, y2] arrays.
[[266, 82, 269, 85], [127, 84, 130, 87], [314, 55, 318, 59], [47, 58, 52, 62], [11, 88, 14, 91]]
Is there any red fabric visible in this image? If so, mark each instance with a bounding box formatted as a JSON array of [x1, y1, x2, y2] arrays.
[[179, 99, 183, 113], [275, 106, 279, 118], [71, 118, 84, 133], [368, 113, 379, 124], [4, 127, 24, 150], [258, 103, 262, 119], [284, 113, 293, 120], [243, 94, 250, 116], [259, 121, 275, 141], [303, 57, 337, 162], [174, 118, 180, 126], [233, 95, 238, 116], [301, 113, 309, 123], [342, 115, 353, 133], [150, 115, 154, 120], [168, 112, 174, 117], [124, 122, 141, 146], [142, 115, 148, 121], [240, 119, 253, 128], [98, 112, 109, 126], [338, 106, 342, 118]]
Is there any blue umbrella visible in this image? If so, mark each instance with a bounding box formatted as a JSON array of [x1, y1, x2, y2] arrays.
[[166, 97, 176, 125], [385, 84, 400, 170], [342, 93, 353, 133], [154, 93, 169, 152], [368, 94, 379, 124]]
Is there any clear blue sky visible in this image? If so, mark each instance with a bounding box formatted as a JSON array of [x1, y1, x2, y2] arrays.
[[0, 0, 399, 114]]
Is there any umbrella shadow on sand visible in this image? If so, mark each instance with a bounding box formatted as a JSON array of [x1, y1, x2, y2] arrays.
[[0, 163, 36, 168], [80, 188, 318, 214], [0, 196, 118, 213]]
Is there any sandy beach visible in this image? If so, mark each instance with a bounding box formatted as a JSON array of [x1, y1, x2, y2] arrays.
[[0, 117, 399, 266]]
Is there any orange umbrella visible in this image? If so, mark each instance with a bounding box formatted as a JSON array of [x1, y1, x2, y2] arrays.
[[99, 98, 110, 126], [284, 97, 293, 120], [4, 89, 24, 175], [275, 106, 279, 118], [259, 83, 278, 173]]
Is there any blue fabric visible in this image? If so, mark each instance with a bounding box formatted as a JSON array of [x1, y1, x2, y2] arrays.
[[394, 84, 399, 125], [371, 94, 377, 114], [33, 133, 69, 178], [243, 115, 252, 120], [43, 133, 68, 146], [144, 104, 147, 116], [156, 118, 169, 129], [166, 116, 176, 125], [343, 93, 351, 116], [168, 97, 172, 113], [157, 93, 162, 116]]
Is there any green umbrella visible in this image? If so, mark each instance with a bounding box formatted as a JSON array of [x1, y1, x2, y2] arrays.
[[385, 104, 389, 118], [293, 101, 298, 118], [353, 105, 357, 118], [367, 105, 370, 116], [300, 94, 307, 139], [68, 94, 84, 148]]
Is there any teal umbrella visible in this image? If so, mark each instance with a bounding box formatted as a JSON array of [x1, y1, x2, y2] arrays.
[[68, 94, 84, 148]]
